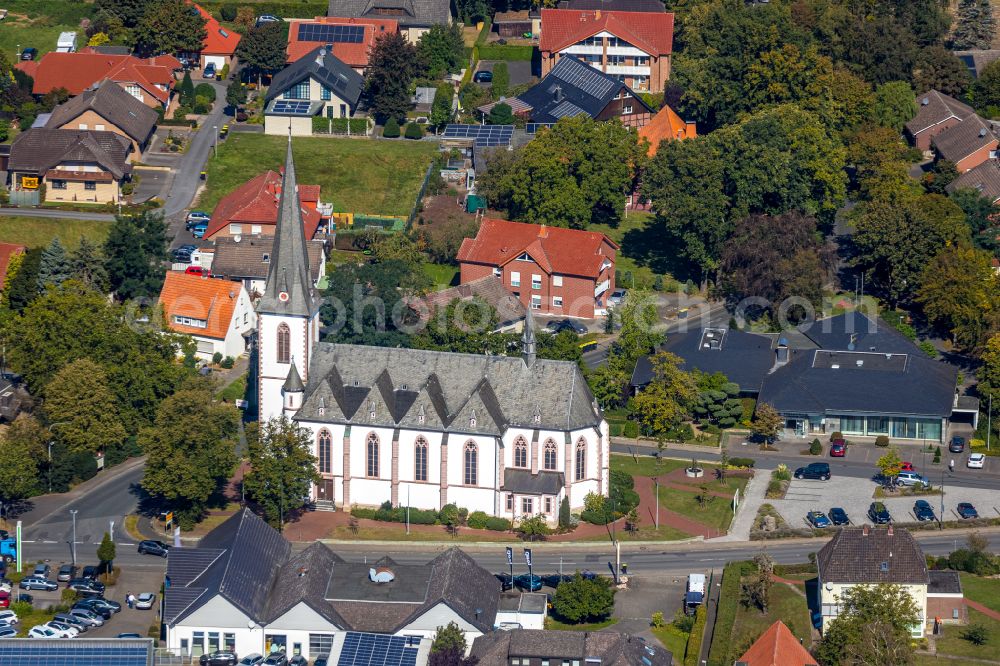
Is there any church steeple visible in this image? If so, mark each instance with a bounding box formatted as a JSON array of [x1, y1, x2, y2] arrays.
[[522, 307, 536, 367], [257, 135, 318, 317]]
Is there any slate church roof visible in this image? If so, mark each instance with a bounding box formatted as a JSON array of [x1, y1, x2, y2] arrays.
[[295, 341, 603, 434]]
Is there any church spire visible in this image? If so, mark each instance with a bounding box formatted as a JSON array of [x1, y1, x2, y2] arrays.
[[522, 307, 536, 367], [257, 134, 318, 317]]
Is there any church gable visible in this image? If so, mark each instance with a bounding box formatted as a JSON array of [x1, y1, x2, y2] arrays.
[[448, 380, 504, 435]]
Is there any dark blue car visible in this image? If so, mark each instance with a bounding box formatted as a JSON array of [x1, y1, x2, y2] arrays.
[[807, 511, 831, 528], [957, 503, 979, 519], [829, 507, 849, 525], [513, 573, 542, 591], [913, 500, 936, 522]]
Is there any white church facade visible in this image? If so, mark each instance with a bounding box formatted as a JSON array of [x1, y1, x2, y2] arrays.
[[255, 140, 609, 523]]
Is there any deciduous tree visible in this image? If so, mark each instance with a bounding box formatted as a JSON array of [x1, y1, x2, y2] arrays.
[[226, 79, 247, 109], [44, 358, 127, 456], [97, 532, 116, 573], [69, 237, 109, 292], [912, 46, 972, 97], [917, 246, 1000, 352], [628, 352, 698, 437], [750, 403, 782, 444], [430, 621, 467, 654], [491, 62, 509, 99], [0, 415, 45, 502], [94, 0, 149, 28], [429, 83, 454, 129], [876, 446, 904, 481], [365, 32, 420, 124], [551, 573, 615, 623], [417, 23, 464, 78], [815, 583, 921, 666], [235, 22, 288, 85], [134, 0, 207, 57], [5, 247, 42, 313], [873, 81, 918, 132], [243, 416, 320, 529], [487, 102, 514, 125], [140, 387, 239, 528], [972, 58, 1000, 113]]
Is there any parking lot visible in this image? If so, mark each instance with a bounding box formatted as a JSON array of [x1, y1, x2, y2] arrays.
[[769, 476, 1000, 528]]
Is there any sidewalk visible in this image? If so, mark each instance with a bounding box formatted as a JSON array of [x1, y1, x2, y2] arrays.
[[708, 464, 774, 542]]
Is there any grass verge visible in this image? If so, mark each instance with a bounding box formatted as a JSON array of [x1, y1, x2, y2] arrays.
[[0, 216, 111, 248], [199, 134, 436, 218], [652, 624, 690, 661], [545, 616, 618, 631]]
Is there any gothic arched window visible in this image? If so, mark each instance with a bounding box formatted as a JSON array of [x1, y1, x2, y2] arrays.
[[317, 430, 332, 474], [276, 323, 290, 364]]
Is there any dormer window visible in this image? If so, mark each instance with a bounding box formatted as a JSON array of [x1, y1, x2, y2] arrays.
[[516, 252, 533, 262], [263, 253, 270, 263], [369, 401, 376, 419]]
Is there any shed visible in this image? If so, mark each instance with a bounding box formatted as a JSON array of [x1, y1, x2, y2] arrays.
[[494, 11, 534, 37]]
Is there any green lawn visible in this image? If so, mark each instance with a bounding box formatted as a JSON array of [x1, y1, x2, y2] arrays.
[[960, 574, 1000, 612], [422, 262, 459, 288], [610, 454, 691, 478], [652, 625, 690, 661], [934, 609, 1000, 661], [0, 216, 111, 248], [0, 1, 92, 59], [200, 134, 436, 218], [590, 212, 680, 290], [656, 485, 737, 532]]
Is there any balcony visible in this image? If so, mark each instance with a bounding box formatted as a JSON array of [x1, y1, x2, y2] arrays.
[[595, 279, 610, 296]]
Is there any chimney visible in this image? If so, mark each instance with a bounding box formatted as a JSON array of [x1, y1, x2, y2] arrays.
[[980, 127, 988, 138], [775, 338, 789, 365], [863, 524, 870, 536], [538, 224, 548, 238], [553, 85, 563, 103], [595, 9, 601, 18], [921, 97, 930, 106]]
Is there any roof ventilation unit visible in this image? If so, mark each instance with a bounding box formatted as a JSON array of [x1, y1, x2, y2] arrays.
[[369, 567, 395, 583]]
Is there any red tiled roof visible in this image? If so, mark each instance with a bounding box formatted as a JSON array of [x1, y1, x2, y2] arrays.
[[540, 8, 673, 56], [456, 218, 618, 279], [193, 3, 242, 55], [205, 170, 323, 240], [16, 51, 178, 103], [160, 271, 245, 340], [0, 243, 26, 290], [286, 17, 399, 67], [738, 621, 817, 666], [638, 103, 695, 156]]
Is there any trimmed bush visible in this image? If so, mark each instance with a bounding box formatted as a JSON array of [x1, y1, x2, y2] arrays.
[[684, 604, 707, 666], [467, 511, 490, 529], [809, 439, 822, 455], [193, 83, 217, 102], [875, 435, 889, 447], [404, 122, 423, 139], [622, 421, 639, 438], [382, 118, 400, 138], [728, 457, 755, 468], [484, 516, 511, 531], [220, 5, 237, 20], [220, 356, 235, 369], [830, 431, 843, 441], [212, 352, 223, 365]]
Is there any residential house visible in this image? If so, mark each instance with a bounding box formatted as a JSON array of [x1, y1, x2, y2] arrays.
[[415, 276, 527, 332], [484, 55, 653, 127], [632, 313, 976, 443], [16, 50, 180, 109], [818, 526, 965, 637], [158, 271, 256, 360], [164, 508, 501, 661], [188, 3, 242, 70], [205, 169, 326, 241], [539, 8, 674, 93], [8, 128, 132, 205], [638, 103, 695, 156], [470, 629, 672, 666], [327, 0, 451, 43], [905, 90, 976, 152], [211, 236, 326, 296], [931, 113, 999, 173], [255, 142, 609, 521], [0, 243, 25, 289], [954, 50, 1000, 78], [456, 217, 618, 318], [557, 0, 666, 11], [286, 17, 399, 72], [945, 158, 1000, 203], [44, 81, 159, 156], [264, 46, 365, 136], [735, 621, 816, 666]]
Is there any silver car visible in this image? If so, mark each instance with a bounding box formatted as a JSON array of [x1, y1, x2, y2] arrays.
[[68, 608, 104, 627]]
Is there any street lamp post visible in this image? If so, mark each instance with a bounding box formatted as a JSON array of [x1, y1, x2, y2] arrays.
[[47, 441, 53, 493], [213, 126, 218, 158], [70, 510, 77, 565], [939, 470, 945, 530]]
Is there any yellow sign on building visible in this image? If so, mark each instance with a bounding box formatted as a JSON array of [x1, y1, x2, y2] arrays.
[[21, 177, 38, 189]]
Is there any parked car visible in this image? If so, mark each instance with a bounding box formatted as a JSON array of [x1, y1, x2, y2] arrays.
[[545, 319, 588, 335], [513, 573, 542, 591], [117, 633, 143, 639], [0, 591, 9, 610], [473, 70, 493, 83], [19, 576, 57, 591], [0, 626, 16, 638], [191, 222, 209, 239], [32, 564, 50, 578], [45, 621, 79, 638], [896, 471, 928, 487], [68, 608, 104, 627], [172, 244, 197, 262], [88, 598, 121, 613], [200, 650, 239, 666], [957, 502, 979, 519], [185, 211, 211, 228], [238, 655, 265, 666], [137, 540, 170, 557], [135, 592, 155, 610], [203, 63, 217, 79], [81, 566, 100, 580], [900, 461, 914, 472], [541, 574, 572, 588], [829, 441, 847, 457], [0, 610, 18, 625], [806, 511, 831, 528], [20, 47, 37, 61], [57, 564, 77, 582], [74, 599, 114, 619], [255, 14, 280, 26], [17, 593, 33, 605], [794, 462, 831, 480], [52, 613, 89, 633], [913, 500, 936, 522], [28, 625, 61, 639], [495, 573, 513, 591], [968, 453, 986, 469], [608, 288, 627, 307], [68, 578, 106, 594], [263, 653, 289, 666], [313, 655, 329, 666], [868, 502, 892, 524], [289, 657, 308, 666], [185, 266, 211, 277], [949, 436, 966, 453]]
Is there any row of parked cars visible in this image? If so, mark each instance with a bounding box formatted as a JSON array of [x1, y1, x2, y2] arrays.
[[806, 500, 981, 528], [197, 651, 315, 665]]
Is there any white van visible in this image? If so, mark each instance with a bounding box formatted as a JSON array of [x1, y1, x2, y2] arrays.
[[685, 573, 706, 615]]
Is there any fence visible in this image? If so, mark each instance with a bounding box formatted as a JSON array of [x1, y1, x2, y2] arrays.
[[312, 116, 371, 136], [8, 189, 40, 206], [329, 212, 406, 232], [407, 163, 435, 227]]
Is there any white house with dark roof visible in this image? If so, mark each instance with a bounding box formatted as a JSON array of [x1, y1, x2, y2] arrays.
[[163, 509, 501, 661], [255, 139, 609, 523]]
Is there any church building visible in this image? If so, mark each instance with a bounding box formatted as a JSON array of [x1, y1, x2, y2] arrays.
[[256, 140, 609, 522]]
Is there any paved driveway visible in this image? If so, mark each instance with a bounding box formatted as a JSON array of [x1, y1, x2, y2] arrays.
[[769, 475, 1000, 528], [476, 60, 535, 87]]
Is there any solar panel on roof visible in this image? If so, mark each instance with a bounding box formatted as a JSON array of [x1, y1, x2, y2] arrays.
[[442, 124, 513, 147], [298, 23, 366, 43], [338, 633, 421, 666], [272, 100, 313, 114], [0, 639, 152, 666]]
